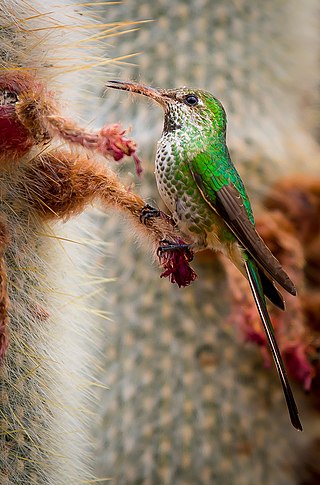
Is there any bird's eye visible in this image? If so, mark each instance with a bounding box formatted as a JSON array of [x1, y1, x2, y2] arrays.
[[184, 94, 199, 106]]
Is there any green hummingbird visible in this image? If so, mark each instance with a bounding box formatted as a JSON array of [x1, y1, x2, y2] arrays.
[[106, 80, 302, 431]]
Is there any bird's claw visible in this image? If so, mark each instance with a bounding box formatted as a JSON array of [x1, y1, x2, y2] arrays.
[[157, 239, 193, 260], [140, 204, 161, 224], [140, 204, 176, 226]]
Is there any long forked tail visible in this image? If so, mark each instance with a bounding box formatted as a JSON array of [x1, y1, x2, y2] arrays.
[[244, 258, 302, 431]]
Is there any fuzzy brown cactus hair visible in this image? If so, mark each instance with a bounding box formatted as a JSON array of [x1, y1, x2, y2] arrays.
[[0, 1, 189, 483]]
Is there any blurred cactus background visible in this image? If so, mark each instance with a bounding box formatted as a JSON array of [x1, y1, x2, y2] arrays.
[[93, 1, 320, 484]]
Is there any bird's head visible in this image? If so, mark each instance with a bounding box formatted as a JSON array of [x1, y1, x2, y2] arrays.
[[106, 81, 227, 138]]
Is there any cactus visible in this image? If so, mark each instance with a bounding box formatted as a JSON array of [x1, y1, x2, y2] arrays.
[[0, 2, 110, 483]]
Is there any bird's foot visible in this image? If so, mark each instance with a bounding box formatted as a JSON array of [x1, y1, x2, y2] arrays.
[[140, 204, 175, 226], [140, 204, 160, 223], [157, 239, 193, 258]]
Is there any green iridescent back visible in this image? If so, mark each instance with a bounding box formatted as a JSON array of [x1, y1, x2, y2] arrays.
[[159, 88, 255, 226]]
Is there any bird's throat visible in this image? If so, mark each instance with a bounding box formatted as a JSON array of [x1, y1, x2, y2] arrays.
[[163, 115, 182, 133]]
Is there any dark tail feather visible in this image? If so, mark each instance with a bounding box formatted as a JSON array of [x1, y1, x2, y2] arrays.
[[259, 269, 285, 311], [244, 258, 302, 431]]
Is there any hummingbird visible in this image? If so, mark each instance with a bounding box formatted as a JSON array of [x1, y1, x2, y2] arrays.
[[106, 80, 302, 431]]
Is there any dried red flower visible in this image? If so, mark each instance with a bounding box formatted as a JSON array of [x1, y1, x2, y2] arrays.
[[158, 241, 197, 287]]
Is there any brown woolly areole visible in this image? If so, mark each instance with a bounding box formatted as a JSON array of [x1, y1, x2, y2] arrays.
[[0, 70, 142, 171]]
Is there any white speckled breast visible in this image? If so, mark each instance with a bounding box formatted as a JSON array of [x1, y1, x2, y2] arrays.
[[155, 132, 217, 239], [155, 136, 178, 214]]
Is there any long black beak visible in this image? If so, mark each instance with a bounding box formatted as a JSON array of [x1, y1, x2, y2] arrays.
[[106, 80, 166, 106]]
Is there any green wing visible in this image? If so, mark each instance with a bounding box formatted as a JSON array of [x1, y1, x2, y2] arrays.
[[189, 145, 254, 223], [189, 148, 296, 296]]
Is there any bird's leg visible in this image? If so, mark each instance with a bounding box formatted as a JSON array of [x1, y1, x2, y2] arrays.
[[140, 204, 176, 227], [157, 239, 193, 257], [140, 204, 160, 223]]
